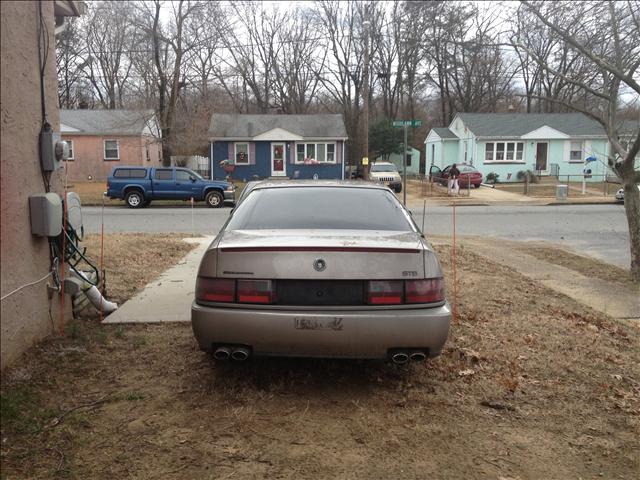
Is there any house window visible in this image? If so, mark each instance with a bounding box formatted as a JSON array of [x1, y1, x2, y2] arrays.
[[485, 141, 524, 162], [485, 143, 494, 161], [63, 140, 74, 161], [570, 141, 583, 162], [327, 144, 335, 162], [406, 153, 412, 167], [104, 140, 119, 160], [234, 143, 249, 164], [295, 143, 337, 163], [431, 144, 435, 164], [146, 145, 150, 162]]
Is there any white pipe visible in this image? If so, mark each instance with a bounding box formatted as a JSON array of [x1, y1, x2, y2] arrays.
[[84, 285, 118, 314], [74, 270, 118, 314]]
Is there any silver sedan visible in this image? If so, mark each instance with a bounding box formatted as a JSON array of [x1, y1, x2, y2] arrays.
[[191, 181, 451, 364]]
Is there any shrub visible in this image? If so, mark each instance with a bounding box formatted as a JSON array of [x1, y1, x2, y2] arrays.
[[486, 172, 500, 183]]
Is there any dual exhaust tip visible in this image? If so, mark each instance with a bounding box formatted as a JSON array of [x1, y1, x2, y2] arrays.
[[213, 346, 251, 362], [391, 350, 427, 364]]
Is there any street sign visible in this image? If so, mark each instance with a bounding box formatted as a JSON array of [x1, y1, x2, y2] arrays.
[[362, 157, 369, 165], [392, 120, 422, 127]]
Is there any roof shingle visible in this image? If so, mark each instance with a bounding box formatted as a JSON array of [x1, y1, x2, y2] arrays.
[[60, 109, 156, 135], [457, 113, 606, 137], [208, 113, 347, 139]]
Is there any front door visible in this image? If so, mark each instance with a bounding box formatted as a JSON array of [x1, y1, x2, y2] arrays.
[[535, 142, 548, 173], [271, 143, 286, 177]]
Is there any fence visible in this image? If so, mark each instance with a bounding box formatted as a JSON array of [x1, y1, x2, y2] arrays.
[[522, 174, 618, 197], [170, 155, 211, 179]]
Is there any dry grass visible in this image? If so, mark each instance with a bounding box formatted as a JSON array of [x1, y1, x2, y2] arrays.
[[78, 234, 197, 305], [1, 241, 639, 479], [518, 245, 637, 290]]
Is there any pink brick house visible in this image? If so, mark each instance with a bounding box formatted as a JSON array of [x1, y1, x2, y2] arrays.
[[60, 109, 162, 181]]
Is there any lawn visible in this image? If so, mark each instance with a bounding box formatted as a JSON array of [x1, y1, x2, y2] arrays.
[[1, 235, 638, 479]]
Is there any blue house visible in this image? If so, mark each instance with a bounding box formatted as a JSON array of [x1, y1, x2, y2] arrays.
[[425, 113, 612, 182], [208, 114, 348, 181]]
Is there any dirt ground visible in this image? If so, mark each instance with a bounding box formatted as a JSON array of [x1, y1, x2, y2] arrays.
[[1, 237, 639, 479]]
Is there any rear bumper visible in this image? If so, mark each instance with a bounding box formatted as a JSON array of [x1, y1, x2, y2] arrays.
[[191, 302, 451, 359]]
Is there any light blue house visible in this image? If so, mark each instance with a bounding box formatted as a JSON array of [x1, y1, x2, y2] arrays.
[[375, 147, 422, 175], [209, 114, 348, 181], [425, 113, 611, 182]]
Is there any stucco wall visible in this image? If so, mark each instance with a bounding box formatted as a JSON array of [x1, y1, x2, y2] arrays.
[[1, 1, 72, 369], [61, 134, 162, 182]]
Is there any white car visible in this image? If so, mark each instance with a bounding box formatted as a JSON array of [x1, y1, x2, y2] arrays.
[[616, 184, 640, 202]]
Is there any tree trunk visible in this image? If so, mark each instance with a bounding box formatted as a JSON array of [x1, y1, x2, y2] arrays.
[[623, 180, 640, 281]]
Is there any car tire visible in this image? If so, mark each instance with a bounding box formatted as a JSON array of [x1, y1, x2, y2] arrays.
[[394, 184, 402, 193], [205, 191, 223, 208], [125, 190, 144, 208]]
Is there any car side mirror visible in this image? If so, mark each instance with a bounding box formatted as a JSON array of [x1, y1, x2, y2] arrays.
[[190, 176, 196, 182]]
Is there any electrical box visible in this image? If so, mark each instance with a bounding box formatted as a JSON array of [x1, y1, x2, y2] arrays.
[[40, 130, 69, 172], [29, 193, 62, 237]]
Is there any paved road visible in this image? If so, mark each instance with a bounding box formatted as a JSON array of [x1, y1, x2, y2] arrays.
[[82, 203, 631, 268]]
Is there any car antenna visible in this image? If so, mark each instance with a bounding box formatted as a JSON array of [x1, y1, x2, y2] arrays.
[[421, 199, 426, 237]]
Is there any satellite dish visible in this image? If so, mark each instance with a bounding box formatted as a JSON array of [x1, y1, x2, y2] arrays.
[[312, 173, 319, 180]]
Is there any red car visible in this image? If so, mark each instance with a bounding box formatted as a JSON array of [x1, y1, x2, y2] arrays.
[[429, 163, 483, 188]]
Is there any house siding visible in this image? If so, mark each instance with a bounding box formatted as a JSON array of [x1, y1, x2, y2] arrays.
[[1, 0, 72, 369], [61, 134, 161, 182], [476, 138, 610, 182], [211, 140, 344, 181]]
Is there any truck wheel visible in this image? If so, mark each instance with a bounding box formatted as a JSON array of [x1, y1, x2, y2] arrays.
[[394, 184, 402, 193], [125, 190, 144, 208], [205, 191, 223, 208]]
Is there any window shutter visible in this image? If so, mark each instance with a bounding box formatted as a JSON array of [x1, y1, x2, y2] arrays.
[[249, 143, 256, 165], [227, 143, 234, 161], [289, 143, 295, 164], [563, 140, 571, 162], [336, 141, 342, 164], [584, 140, 591, 159]]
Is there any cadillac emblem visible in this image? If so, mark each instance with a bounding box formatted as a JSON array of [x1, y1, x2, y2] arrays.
[[313, 258, 327, 272]]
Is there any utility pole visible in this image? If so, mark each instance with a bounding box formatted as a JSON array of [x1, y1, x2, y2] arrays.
[[403, 124, 408, 205], [362, 7, 370, 179]]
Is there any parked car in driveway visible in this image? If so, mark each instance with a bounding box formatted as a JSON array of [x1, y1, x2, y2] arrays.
[[106, 166, 235, 208], [191, 181, 451, 363], [368, 162, 402, 192], [615, 184, 640, 202], [430, 163, 483, 188]]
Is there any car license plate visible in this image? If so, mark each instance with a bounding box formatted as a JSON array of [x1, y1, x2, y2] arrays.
[[294, 317, 343, 331]]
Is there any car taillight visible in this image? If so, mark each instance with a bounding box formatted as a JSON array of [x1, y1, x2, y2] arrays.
[[405, 278, 445, 303], [237, 280, 275, 304], [196, 277, 235, 302], [367, 280, 403, 305]]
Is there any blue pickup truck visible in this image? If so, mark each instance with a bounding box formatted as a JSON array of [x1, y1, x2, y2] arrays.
[[106, 167, 235, 208]]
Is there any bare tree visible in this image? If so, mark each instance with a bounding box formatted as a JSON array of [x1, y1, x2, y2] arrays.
[[133, 0, 204, 162], [82, 1, 136, 109], [517, 0, 640, 280]]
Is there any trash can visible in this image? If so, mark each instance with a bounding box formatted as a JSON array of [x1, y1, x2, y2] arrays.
[[556, 184, 568, 201]]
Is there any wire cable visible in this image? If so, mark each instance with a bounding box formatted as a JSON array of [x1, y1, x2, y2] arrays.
[[1, 271, 54, 302]]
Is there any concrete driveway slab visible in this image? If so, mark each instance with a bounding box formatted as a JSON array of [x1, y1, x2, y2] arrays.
[[102, 236, 214, 324]]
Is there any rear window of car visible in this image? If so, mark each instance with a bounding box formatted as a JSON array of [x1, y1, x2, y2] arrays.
[[113, 168, 147, 179], [227, 187, 413, 231]]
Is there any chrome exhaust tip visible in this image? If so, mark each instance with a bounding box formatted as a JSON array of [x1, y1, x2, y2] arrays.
[[410, 351, 427, 362], [213, 346, 231, 360], [231, 348, 250, 361], [391, 352, 409, 364]]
